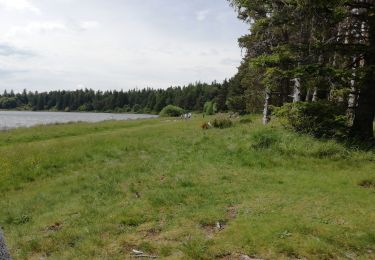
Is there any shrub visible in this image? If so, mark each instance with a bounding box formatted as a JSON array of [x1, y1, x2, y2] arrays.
[[78, 104, 88, 112], [212, 117, 233, 129], [274, 101, 349, 138], [159, 105, 184, 117], [132, 104, 142, 113], [0, 97, 18, 109], [203, 101, 216, 115]]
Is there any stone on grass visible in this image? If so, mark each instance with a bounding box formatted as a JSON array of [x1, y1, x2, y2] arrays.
[[0, 230, 11, 260]]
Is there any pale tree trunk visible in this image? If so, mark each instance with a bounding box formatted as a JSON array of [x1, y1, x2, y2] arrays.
[[292, 78, 302, 102], [305, 89, 312, 102], [263, 89, 271, 125], [311, 54, 324, 103], [347, 57, 360, 127], [312, 88, 319, 102], [0, 230, 11, 260], [346, 12, 365, 126]]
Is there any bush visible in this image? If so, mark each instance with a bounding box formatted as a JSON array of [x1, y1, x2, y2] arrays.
[[203, 101, 216, 115], [274, 101, 349, 138], [0, 97, 18, 109], [159, 105, 184, 117], [212, 117, 233, 129], [132, 104, 142, 113]]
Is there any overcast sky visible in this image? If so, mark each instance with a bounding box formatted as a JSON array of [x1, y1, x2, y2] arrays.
[[0, 0, 248, 92]]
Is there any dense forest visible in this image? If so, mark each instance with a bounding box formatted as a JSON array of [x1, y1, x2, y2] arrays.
[[227, 0, 375, 140], [0, 81, 233, 114]]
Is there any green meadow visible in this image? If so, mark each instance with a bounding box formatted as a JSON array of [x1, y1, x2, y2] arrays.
[[0, 116, 374, 259]]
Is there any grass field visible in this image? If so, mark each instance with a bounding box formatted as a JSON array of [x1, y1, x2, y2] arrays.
[[0, 116, 374, 259]]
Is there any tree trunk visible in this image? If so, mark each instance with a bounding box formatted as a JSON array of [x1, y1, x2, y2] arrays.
[[350, 76, 375, 139], [312, 88, 318, 102], [350, 12, 375, 140], [305, 89, 312, 102], [347, 80, 359, 126], [263, 89, 271, 125], [292, 78, 302, 102], [0, 230, 11, 260]]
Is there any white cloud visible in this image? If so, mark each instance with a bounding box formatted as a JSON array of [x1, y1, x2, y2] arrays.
[[196, 10, 210, 21], [79, 21, 99, 30], [0, 0, 40, 14], [6, 22, 68, 38], [0, 43, 35, 57], [6, 20, 99, 38], [76, 83, 86, 89]]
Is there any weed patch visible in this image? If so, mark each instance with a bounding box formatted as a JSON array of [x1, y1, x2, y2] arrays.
[[212, 117, 233, 129], [181, 237, 209, 259], [358, 179, 375, 189], [250, 129, 281, 149]]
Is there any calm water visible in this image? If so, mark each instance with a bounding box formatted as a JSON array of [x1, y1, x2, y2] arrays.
[[0, 111, 158, 130]]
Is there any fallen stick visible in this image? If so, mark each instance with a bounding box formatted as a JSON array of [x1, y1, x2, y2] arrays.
[[132, 254, 158, 258]]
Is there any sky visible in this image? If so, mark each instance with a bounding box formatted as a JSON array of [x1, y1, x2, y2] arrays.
[[0, 0, 248, 92]]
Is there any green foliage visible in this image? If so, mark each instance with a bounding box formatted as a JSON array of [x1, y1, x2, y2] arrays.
[[0, 97, 18, 109], [0, 81, 225, 114], [274, 102, 349, 138], [132, 104, 142, 113], [77, 104, 88, 112], [203, 101, 216, 115], [229, 0, 375, 139], [159, 105, 184, 117], [212, 116, 233, 129], [226, 96, 247, 114]]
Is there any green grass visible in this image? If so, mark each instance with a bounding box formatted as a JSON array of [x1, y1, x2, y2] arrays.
[[0, 116, 374, 259]]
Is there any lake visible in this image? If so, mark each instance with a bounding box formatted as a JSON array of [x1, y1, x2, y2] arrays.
[[0, 111, 158, 130]]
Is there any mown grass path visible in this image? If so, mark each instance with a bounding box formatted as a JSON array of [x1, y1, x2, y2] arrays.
[[0, 117, 374, 259]]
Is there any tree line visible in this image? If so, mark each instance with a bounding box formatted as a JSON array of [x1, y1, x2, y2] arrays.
[[0, 81, 240, 114], [228, 0, 375, 140]]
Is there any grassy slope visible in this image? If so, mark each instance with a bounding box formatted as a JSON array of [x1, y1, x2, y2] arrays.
[[0, 116, 374, 259]]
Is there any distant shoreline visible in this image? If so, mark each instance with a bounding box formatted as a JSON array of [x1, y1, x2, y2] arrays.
[[0, 109, 158, 115], [0, 111, 158, 131]]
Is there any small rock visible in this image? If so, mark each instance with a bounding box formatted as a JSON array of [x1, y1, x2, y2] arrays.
[[134, 192, 141, 198], [345, 252, 357, 259], [0, 229, 11, 260], [215, 221, 226, 230]]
